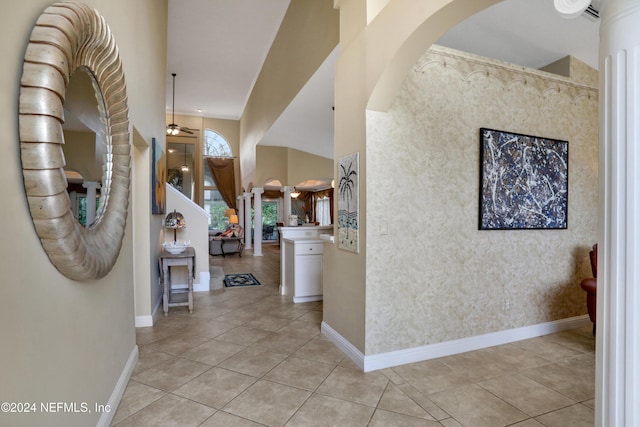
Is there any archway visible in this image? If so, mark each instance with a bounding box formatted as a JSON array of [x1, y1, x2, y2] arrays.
[[328, 0, 504, 362], [367, 0, 502, 112]]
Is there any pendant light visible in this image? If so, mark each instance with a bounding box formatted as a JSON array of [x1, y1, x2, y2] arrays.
[[167, 73, 180, 135], [181, 143, 189, 172]]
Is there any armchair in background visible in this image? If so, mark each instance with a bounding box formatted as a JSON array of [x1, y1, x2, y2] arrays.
[[580, 243, 597, 335], [262, 224, 275, 240], [209, 225, 244, 257]]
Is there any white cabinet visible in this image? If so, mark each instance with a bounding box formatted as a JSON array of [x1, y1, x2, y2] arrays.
[[278, 226, 332, 296], [283, 238, 323, 303]]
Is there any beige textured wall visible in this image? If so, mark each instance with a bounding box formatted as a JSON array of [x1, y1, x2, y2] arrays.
[[540, 56, 597, 88], [365, 45, 598, 354], [0, 1, 168, 425]]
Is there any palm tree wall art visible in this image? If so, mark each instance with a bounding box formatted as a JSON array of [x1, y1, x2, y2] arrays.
[[338, 153, 359, 252]]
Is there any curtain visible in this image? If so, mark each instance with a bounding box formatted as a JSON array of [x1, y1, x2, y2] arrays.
[[205, 157, 236, 210], [316, 196, 331, 225], [296, 191, 314, 222], [315, 188, 333, 224], [296, 188, 334, 224]]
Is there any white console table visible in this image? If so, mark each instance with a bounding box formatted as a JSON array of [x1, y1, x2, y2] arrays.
[[278, 225, 332, 296]]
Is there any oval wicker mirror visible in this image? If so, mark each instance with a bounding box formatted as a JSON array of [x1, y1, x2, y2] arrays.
[[19, 2, 130, 280]]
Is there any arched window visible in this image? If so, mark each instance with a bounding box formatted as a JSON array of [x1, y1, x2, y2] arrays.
[[203, 129, 233, 230], [204, 129, 232, 157]]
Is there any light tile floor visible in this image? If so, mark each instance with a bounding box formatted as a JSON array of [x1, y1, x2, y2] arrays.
[[112, 245, 595, 426]]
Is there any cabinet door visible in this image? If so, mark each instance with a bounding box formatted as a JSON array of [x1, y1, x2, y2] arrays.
[[295, 255, 322, 297]]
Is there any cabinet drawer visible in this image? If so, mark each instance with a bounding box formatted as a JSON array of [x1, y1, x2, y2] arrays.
[[294, 242, 323, 255]]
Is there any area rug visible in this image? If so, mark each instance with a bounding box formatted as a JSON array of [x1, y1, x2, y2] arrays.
[[224, 273, 262, 288]]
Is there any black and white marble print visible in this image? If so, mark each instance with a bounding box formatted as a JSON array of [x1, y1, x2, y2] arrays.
[[480, 128, 568, 230]]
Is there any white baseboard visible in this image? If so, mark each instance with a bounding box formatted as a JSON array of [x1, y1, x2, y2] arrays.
[[96, 345, 138, 427], [136, 273, 209, 327], [135, 294, 162, 327], [293, 295, 323, 303], [322, 315, 591, 372], [135, 315, 153, 328], [194, 271, 210, 292], [321, 321, 365, 370]]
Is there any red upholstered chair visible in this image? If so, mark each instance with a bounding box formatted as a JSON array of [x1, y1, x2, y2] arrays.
[[580, 244, 597, 335]]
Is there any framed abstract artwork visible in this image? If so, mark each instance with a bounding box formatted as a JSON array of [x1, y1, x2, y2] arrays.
[[338, 152, 359, 252], [152, 137, 166, 214], [479, 128, 568, 230]]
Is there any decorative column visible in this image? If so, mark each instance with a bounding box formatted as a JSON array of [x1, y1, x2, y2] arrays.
[[237, 195, 245, 230], [82, 181, 100, 226], [243, 192, 252, 250], [252, 187, 264, 256], [554, 1, 640, 425], [597, 1, 640, 425], [281, 186, 293, 224]]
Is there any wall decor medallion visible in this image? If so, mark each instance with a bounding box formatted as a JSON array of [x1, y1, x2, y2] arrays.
[[479, 128, 568, 230], [338, 152, 359, 252], [19, 2, 131, 280]]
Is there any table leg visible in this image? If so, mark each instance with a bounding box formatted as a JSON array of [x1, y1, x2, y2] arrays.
[[187, 258, 193, 313], [163, 262, 169, 316]]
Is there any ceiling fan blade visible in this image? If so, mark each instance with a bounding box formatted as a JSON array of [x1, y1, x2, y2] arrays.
[[180, 127, 194, 134]]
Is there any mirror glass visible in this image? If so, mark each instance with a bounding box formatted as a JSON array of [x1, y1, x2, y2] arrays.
[[167, 142, 195, 200], [61, 68, 108, 227]]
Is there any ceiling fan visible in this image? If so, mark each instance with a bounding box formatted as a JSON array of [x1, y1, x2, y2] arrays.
[[166, 73, 196, 135]]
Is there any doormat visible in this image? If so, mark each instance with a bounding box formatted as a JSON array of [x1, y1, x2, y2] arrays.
[[224, 273, 262, 288]]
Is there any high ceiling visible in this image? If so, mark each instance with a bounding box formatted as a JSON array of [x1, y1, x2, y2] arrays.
[[166, 0, 290, 119], [438, 0, 600, 71], [166, 0, 600, 160]]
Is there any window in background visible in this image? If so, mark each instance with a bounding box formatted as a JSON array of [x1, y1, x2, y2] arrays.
[[262, 200, 279, 241], [203, 129, 233, 230], [204, 129, 232, 157], [204, 175, 228, 230]]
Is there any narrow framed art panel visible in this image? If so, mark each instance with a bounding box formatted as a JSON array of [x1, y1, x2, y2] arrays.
[[152, 137, 166, 214], [338, 152, 359, 252], [479, 128, 568, 230]]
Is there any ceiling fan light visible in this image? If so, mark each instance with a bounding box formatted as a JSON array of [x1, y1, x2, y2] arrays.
[[167, 123, 180, 135], [181, 164, 189, 172]]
